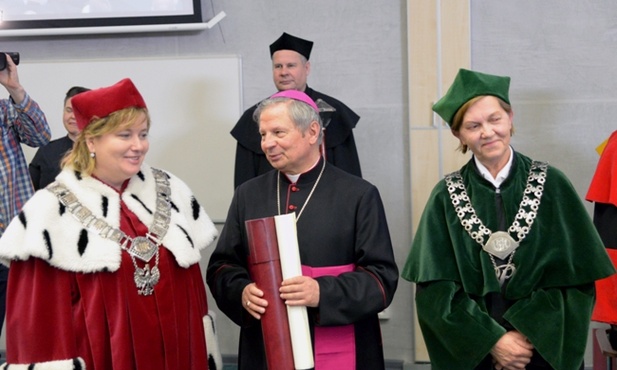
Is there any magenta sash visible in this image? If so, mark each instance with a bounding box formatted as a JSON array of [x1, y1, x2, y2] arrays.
[[301, 263, 356, 370]]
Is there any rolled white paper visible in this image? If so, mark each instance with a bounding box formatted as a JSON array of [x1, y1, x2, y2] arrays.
[[274, 213, 315, 370]]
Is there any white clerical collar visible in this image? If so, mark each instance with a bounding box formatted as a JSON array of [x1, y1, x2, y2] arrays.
[[474, 146, 514, 189], [284, 157, 321, 183], [287, 173, 301, 183]]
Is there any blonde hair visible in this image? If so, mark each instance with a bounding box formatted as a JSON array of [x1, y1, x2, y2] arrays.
[[450, 96, 513, 154], [61, 107, 150, 176]]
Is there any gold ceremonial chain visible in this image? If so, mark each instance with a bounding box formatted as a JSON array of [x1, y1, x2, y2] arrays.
[[48, 168, 172, 295], [445, 161, 548, 286]]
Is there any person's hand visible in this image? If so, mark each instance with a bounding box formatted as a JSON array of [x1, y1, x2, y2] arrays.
[[491, 331, 534, 370], [0, 55, 25, 104], [242, 283, 267, 319], [279, 276, 320, 307]]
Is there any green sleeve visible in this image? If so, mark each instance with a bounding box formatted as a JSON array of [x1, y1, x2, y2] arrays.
[[505, 284, 595, 370], [415, 280, 505, 370]]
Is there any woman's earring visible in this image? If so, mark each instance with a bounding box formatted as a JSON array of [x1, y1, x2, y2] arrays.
[[90, 152, 96, 158]]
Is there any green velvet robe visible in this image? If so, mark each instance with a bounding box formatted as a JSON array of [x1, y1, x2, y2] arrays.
[[402, 151, 616, 370]]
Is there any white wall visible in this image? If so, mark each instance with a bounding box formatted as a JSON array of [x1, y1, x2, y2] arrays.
[[471, 1, 616, 210], [19, 56, 242, 222]]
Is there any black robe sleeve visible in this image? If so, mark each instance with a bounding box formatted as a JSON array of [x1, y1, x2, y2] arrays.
[[593, 202, 617, 249]]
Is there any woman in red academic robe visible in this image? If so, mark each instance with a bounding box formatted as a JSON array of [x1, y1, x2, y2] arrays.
[[0, 79, 220, 369]]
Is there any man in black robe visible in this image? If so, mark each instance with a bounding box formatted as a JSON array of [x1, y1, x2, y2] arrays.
[[207, 90, 398, 370], [231, 32, 362, 188], [29, 86, 89, 190]]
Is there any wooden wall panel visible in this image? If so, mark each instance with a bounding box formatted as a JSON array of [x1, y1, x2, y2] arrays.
[[439, 1, 471, 96], [408, 0, 470, 363], [408, 0, 438, 130]]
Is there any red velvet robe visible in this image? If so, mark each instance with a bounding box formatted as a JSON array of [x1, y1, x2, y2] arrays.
[[4, 184, 211, 369]]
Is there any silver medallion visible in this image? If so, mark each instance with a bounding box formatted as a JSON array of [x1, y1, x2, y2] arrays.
[[134, 264, 160, 296], [128, 236, 157, 262], [483, 231, 519, 260], [50, 168, 171, 296], [495, 263, 516, 286]]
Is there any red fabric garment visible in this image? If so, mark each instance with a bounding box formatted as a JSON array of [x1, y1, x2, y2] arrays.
[[5, 199, 210, 369], [592, 248, 617, 324], [245, 217, 294, 370], [587, 130, 617, 207]]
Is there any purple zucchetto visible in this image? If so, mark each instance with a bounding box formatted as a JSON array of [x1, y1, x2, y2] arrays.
[[270, 90, 319, 113]]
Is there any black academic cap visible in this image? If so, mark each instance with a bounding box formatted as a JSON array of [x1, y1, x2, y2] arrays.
[[269, 32, 314, 60]]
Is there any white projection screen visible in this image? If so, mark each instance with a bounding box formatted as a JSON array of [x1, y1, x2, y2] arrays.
[[0, 0, 206, 36]]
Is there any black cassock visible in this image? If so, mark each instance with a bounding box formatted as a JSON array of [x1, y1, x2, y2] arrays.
[[207, 158, 398, 370]]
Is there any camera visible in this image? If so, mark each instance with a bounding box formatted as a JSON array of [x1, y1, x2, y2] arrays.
[[0, 52, 20, 71]]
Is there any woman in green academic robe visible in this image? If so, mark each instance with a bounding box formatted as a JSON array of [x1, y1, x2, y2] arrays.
[[402, 68, 615, 370]]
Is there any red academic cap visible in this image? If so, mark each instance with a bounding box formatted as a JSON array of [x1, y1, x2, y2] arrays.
[[269, 32, 313, 60], [72, 78, 147, 131]]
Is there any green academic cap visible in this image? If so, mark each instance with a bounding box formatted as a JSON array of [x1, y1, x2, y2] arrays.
[[433, 68, 511, 126]]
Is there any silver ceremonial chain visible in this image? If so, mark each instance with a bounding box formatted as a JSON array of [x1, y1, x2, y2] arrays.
[[444, 161, 548, 286], [48, 168, 172, 296], [277, 160, 326, 222]]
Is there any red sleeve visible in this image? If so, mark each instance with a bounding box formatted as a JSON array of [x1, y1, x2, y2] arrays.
[[5, 258, 83, 366], [593, 249, 617, 324], [587, 130, 617, 206]]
